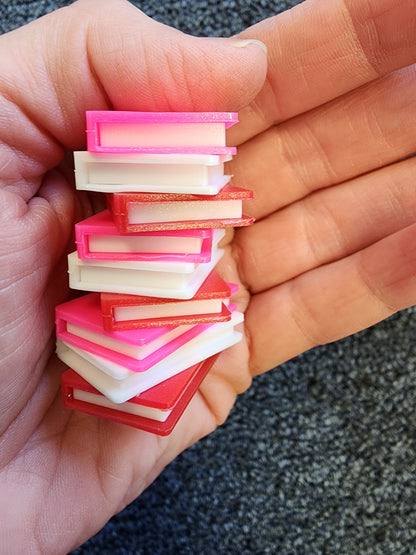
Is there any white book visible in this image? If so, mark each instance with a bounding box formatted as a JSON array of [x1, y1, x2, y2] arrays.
[[68, 248, 224, 299], [74, 152, 232, 194]]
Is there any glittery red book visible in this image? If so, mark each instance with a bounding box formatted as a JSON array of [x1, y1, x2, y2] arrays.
[[100, 270, 234, 331], [107, 185, 254, 233]]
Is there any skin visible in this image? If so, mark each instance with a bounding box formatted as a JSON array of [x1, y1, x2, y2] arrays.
[[0, 0, 415, 551]]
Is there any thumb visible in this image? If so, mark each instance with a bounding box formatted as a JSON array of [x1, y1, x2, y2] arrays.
[[0, 0, 267, 152], [86, 0, 268, 111]]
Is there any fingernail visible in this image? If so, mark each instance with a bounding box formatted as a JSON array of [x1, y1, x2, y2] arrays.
[[231, 39, 268, 55]]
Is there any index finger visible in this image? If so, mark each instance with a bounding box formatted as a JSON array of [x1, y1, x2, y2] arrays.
[[230, 0, 416, 144]]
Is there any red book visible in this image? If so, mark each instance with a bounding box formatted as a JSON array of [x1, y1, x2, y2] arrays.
[[100, 271, 234, 331], [107, 185, 254, 233], [61, 354, 218, 435]]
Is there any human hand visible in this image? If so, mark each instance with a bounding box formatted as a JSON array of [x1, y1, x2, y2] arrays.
[[225, 0, 416, 374], [1, 0, 415, 552], [0, 0, 267, 551]]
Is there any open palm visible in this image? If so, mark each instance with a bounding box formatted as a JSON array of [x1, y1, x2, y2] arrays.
[[1, 0, 415, 552]]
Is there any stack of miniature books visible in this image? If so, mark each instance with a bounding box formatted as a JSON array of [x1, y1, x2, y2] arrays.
[[55, 111, 253, 435]]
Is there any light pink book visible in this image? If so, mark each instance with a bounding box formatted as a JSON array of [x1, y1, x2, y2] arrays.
[[55, 293, 213, 373], [86, 111, 238, 154], [75, 210, 221, 263]]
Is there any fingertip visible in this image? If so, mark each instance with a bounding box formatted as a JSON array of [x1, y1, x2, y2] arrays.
[[195, 36, 267, 111]]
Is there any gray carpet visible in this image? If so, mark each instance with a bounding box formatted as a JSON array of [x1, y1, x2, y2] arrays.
[[2, 1, 416, 553]]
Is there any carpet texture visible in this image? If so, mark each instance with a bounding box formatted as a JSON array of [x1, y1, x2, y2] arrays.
[[1, 1, 416, 553]]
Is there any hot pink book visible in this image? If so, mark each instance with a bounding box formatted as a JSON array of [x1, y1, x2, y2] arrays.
[[100, 271, 233, 331], [86, 111, 238, 154], [75, 210, 217, 262], [107, 185, 254, 233], [62, 353, 218, 435], [55, 293, 213, 373]]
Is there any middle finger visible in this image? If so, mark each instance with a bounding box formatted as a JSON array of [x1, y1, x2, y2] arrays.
[[228, 65, 416, 220]]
